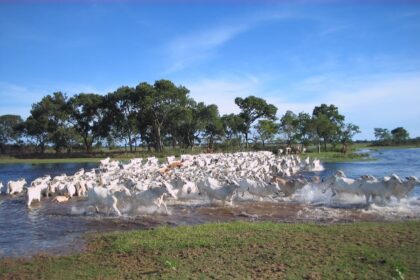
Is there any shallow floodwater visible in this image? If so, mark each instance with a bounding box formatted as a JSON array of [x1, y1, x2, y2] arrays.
[[0, 149, 419, 257]]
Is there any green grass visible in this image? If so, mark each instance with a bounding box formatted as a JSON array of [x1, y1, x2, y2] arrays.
[[1, 221, 419, 279], [0, 157, 103, 164], [0, 156, 166, 164], [305, 151, 372, 163]]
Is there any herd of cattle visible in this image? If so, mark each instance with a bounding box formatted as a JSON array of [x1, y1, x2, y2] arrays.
[[0, 151, 419, 216]]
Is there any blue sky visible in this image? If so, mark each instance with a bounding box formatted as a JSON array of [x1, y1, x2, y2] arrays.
[[1, 1, 420, 139]]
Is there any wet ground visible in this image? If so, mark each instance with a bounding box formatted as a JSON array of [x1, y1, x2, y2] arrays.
[[1, 192, 419, 257]]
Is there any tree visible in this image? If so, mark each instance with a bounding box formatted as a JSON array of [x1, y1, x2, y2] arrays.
[[234, 96, 277, 148], [106, 86, 139, 152], [295, 112, 313, 149], [24, 92, 75, 153], [0, 115, 23, 153], [136, 80, 190, 152], [166, 99, 201, 149], [255, 119, 279, 147], [279, 110, 298, 146], [391, 127, 409, 144], [221, 113, 244, 148], [312, 104, 345, 151], [374, 128, 391, 145], [68, 93, 107, 153], [200, 104, 224, 149], [339, 123, 360, 154]]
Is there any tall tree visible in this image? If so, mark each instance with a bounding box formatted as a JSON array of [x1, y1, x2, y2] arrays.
[[106, 86, 139, 152], [221, 113, 244, 147], [339, 123, 361, 154], [68, 93, 107, 153], [200, 104, 224, 149], [391, 127, 409, 144], [0, 115, 23, 153], [136, 80, 190, 152], [279, 110, 298, 146], [312, 104, 345, 151], [295, 112, 313, 150], [374, 128, 392, 145], [234, 96, 277, 148], [255, 119, 279, 147]]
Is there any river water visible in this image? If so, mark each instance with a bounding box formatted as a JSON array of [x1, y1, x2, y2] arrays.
[[1, 148, 419, 257]]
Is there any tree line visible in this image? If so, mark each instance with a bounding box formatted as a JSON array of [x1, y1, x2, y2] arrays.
[[0, 79, 362, 155], [373, 127, 415, 146]]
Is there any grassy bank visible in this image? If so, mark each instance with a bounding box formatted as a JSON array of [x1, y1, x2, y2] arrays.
[[0, 150, 369, 164], [1, 221, 419, 279], [0, 157, 102, 164], [306, 151, 371, 162]]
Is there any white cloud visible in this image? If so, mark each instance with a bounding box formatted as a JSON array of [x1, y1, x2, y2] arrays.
[[271, 72, 420, 139], [186, 75, 264, 114], [185, 71, 420, 140]]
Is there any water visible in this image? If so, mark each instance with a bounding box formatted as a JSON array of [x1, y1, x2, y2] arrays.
[[1, 148, 419, 257]]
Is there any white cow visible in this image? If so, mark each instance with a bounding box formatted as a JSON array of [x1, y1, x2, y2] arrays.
[[132, 184, 177, 214], [238, 178, 281, 199], [26, 184, 44, 207], [197, 178, 239, 206], [87, 187, 121, 216], [7, 179, 27, 195]]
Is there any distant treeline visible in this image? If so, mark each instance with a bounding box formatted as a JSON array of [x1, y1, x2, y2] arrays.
[[0, 79, 402, 156], [373, 127, 418, 146]]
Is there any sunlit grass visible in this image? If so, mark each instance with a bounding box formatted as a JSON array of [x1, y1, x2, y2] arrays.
[[1, 221, 419, 279]]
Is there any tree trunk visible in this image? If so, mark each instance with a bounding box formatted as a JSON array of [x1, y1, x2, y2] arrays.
[[152, 121, 163, 152], [83, 137, 91, 153], [245, 132, 249, 149], [128, 134, 133, 152], [172, 137, 176, 149], [318, 142, 321, 153]]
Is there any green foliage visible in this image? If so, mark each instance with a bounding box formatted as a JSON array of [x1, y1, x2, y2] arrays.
[[374, 127, 411, 146], [312, 104, 346, 151], [1, 80, 372, 155], [135, 80, 190, 152], [391, 127, 410, 144], [279, 110, 298, 145], [0, 114, 23, 153], [255, 119, 279, 147], [234, 95, 277, 147], [68, 93, 107, 152]]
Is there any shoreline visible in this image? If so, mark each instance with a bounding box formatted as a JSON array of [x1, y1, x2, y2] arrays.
[[0, 147, 394, 164]]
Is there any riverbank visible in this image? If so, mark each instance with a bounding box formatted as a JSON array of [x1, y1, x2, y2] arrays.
[[0, 149, 370, 164], [305, 151, 371, 162], [1, 221, 419, 279]]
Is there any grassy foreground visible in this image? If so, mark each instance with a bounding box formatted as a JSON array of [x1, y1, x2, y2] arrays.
[[1, 221, 419, 279]]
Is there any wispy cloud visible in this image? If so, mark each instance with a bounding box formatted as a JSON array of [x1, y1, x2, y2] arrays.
[[164, 10, 295, 72]]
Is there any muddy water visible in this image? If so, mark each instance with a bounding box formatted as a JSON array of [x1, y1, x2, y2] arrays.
[[1, 148, 420, 257]]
